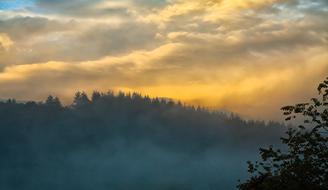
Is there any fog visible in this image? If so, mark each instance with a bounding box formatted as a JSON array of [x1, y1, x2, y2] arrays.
[[0, 92, 287, 190]]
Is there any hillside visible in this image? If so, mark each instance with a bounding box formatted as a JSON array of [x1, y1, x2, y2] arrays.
[[0, 91, 286, 190]]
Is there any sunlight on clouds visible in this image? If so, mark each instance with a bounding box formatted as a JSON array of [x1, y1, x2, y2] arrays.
[[0, 43, 326, 119], [94, 1, 132, 9], [0, 61, 69, 80], [0, 0, 327, 120], [0, 33, 13, 50], [142, 0, 286, 24], [133, 49, 328, 120], [0, 43, 183, 83]]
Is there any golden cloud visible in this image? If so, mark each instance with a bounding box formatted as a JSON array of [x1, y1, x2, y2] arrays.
[[0, 33, 13, 51], [142, 0, 286, 24]]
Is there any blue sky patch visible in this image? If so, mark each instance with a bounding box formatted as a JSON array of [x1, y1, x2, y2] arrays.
[[0, 0, 34, 10]]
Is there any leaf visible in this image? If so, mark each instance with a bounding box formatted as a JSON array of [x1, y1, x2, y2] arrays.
[[318, 83, 327, 93], [281, 106, 294, 111], [311, 98, 322, 107]]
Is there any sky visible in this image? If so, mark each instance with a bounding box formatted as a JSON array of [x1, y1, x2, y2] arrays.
[[0, 0, 327, 120]]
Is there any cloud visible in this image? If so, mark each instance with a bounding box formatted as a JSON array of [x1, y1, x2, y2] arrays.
[[0, 0, 327, 120], [0, 40, 327, 120], [0, 15, 162, 66], [141, 0, 287, 24], [30, 0, 137, 19], [0, 33, 13, 50]]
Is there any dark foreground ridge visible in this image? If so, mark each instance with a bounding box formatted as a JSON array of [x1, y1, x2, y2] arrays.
[[0, 91, 286, 190]]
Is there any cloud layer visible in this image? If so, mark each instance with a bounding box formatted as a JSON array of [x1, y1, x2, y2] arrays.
[[0, 0, 327, 120]]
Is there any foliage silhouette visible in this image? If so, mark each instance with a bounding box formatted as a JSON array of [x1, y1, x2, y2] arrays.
[[238, 77, 328, 190]]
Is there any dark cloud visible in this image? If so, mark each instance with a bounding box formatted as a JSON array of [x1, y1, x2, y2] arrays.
[[34, 0, 103, 12], [0, 16, 76, 40], [31, 0, 132, 18], [133, 0, 169, 7]]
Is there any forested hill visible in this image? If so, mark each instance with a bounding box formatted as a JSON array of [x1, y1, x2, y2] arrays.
[[0, 91, 286, 190]]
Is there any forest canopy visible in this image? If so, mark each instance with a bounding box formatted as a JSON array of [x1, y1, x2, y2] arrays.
[[0, 91, 286, 190]]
